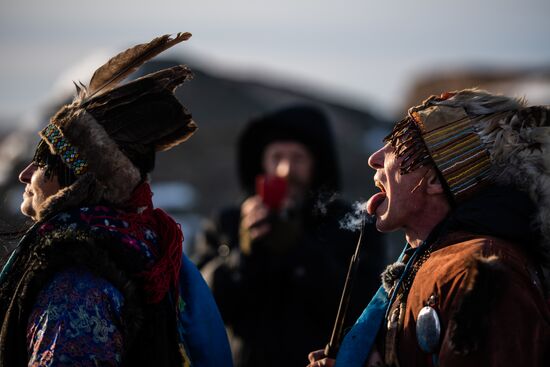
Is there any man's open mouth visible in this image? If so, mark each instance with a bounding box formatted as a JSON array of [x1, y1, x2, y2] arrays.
[[367, 179, 387, 215]]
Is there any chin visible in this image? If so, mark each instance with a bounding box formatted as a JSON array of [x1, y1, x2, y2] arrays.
[[374, 214, 400, 233], [20, 202, 35, 219], [375, 222, 392, 233]]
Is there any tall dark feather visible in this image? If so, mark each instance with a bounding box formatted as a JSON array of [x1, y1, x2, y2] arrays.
[[82, 32, 191, 103], [154, 120, 198, 152], [83, 65, 193, 108], [73, 81, 86, 100], [84, 65, 197, 151]]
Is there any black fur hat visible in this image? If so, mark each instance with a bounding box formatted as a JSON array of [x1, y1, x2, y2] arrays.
[[237, 105, 341, 195]]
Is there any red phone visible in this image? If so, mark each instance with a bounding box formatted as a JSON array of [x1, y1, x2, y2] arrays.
[[255, 175, 288, 211]]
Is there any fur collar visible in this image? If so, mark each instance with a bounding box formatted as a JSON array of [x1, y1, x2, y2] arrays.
[[381, 261, 405, 295]]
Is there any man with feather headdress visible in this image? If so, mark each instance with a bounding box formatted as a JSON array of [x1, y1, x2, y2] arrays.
[[308, 89, 550, 367], [0, 33, 232, 366]]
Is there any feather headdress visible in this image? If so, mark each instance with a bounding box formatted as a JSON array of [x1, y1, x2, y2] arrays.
[[385, 88, 550, 266], [33, 33, 197, 220]]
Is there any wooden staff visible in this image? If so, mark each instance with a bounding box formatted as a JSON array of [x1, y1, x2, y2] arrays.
[[324, 214, 367, 358]]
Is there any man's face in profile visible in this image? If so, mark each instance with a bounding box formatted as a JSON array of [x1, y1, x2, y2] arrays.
[[367, 143, 435, 233], [18, 162, 61, 221]]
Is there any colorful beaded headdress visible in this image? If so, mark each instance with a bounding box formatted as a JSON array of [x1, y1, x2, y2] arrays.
[[32, 33, 198, 220], [385, 91, 497, 201], [385, 88, 550, 253]]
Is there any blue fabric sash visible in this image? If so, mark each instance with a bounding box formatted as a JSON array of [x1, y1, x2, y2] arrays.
[[334, 285, 389, 367], [335, 243, 425, 367], [178, 255, 233, 367]]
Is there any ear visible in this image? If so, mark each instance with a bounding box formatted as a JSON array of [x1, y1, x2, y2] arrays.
[[425, 169, 445, 195]]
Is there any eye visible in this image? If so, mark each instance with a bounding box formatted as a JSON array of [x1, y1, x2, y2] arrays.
[[32, 160, 47, 169]]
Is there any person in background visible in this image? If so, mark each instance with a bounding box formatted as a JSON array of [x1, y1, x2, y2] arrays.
[[308, 89, 550, 367], [195, 105, 385, 367], [0, 33, 232, 367]]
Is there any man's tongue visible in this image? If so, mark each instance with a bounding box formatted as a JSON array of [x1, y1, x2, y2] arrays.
[[366, 192, 386, 215]]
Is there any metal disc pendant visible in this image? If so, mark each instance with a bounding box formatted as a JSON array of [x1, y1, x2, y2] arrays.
[[416, 305, 441, 353]]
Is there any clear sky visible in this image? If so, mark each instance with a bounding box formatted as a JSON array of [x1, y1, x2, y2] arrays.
[[1, 0, 549, 124]]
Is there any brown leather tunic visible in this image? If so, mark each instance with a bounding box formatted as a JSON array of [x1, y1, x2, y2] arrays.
[[380, 232, 550, 367]]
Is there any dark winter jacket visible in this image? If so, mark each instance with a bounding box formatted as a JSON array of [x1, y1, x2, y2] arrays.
[[195, 105, 385, 367]]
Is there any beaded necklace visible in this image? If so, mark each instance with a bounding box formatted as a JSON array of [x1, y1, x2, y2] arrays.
[[384, 242, 434, 366], [400, 245, 434, 298]]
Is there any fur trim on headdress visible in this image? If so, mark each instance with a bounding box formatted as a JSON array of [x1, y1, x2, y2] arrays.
[[430, 90, 550, 265], [36, 173, 103, 222], [477, 106, 550, 250], [45, 107, 141, 204]]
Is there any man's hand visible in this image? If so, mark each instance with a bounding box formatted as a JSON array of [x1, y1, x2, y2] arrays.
[[241, 196, 272, 241], [306, 349, 335, 367]]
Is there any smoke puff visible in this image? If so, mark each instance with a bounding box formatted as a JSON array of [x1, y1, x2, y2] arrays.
[[339, 201, 374, 232]]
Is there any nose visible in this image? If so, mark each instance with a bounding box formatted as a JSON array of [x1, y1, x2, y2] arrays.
[[19, 163, 36, 184], [368, 145, 386, 169], [275, 159, 290, 178]]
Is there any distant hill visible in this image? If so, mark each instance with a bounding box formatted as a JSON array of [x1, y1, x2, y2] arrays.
[[0, 57, 391, 226]]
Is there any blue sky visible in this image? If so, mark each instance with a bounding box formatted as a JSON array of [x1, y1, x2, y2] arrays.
[[1, 0, 549, 124]]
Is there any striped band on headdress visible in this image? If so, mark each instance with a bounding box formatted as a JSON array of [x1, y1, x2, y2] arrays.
[[410, 104, 492, 201], [385, 94, 493, 203]]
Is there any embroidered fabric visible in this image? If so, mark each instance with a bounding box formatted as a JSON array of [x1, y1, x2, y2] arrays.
[[27, 268, 124, 366], [34, 205, 193, 364]]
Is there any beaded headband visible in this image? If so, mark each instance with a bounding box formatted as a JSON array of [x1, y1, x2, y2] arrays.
[[39, 123, 89, 176]]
